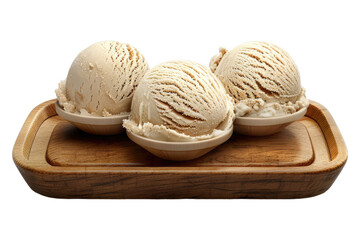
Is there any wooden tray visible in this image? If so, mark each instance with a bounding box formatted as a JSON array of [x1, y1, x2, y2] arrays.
[[13, 99, 347, 199]]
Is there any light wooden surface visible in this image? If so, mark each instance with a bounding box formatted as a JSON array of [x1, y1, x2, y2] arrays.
[[47, 121, 311, 167], [13, 99, 347, 199]]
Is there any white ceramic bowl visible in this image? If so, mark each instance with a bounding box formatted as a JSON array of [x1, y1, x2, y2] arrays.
[[126, 126, 233, 161], [55, 102, 129, 135], [234, 107, 308, 136]]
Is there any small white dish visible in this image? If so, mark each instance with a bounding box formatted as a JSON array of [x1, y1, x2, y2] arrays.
[[55, 102, 129, 135], [126, 126, 233, 161], [234, 107, 308, 136]]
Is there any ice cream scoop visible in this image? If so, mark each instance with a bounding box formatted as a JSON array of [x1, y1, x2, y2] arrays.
[[56, 41, 149, 116], [210, 41, 308, 118], [123, 60, 234, 142]]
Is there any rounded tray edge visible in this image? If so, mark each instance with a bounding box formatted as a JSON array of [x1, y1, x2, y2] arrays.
[[13, 99, 57, 169], [13, 99, 348, 174], [13, 161, 346, 199], [307, 100, 348, 169], [13, 99, 347, 199]]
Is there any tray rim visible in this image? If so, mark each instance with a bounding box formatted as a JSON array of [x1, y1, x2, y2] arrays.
[[13, 99, 348, 175]]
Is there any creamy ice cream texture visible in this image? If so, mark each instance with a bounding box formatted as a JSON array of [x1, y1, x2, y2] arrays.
[[210, 41, 309, 118], [56, 41, 149, 116], [123, 60, 234, 142]]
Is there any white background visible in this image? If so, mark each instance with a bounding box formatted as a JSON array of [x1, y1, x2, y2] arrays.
[[1, 0, 358, 239]]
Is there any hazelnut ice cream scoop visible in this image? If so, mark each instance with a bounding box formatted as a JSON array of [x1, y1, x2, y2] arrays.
[[56, 41, 149, 116], [210, 41, 309, 118], [123, 60, 234, 142]]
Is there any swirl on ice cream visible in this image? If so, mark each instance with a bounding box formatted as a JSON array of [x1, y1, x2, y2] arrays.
[[56, 41, 149, 117], [123, 61, 234, 142], [210, 41, 309, 118]]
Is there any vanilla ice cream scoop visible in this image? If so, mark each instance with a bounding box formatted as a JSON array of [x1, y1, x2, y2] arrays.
[[56, 41, 149, 116], [123, 60, 234, 142], [210, 41, 308, 118]]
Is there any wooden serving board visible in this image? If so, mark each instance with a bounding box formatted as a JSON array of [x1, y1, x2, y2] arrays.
[[13, 99, 347, 199]]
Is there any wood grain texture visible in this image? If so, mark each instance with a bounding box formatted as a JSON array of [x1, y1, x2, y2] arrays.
[[13, 99, 347, 199], [47, 120, 312, 167]]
